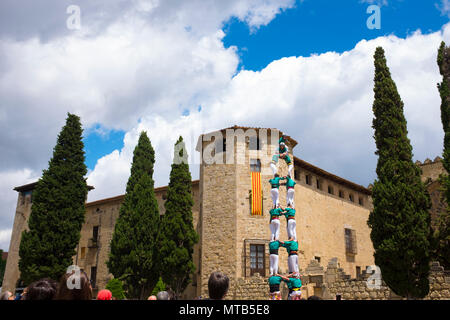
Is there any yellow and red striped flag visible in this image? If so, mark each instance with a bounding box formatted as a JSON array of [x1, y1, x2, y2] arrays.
[[251, 172, 262, 215]]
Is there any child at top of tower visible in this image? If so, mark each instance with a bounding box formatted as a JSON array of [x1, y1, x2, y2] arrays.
[[270, 135, 293, 177], [269, 174, 285, 209]]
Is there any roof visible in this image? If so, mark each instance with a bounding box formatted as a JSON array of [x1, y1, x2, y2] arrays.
[[294, 156, 371, 195], [14, 181, 95, 192], [196, 125, 298, 151], [85, 180, 200, 207]]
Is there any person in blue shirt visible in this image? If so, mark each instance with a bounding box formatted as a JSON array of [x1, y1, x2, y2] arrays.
[[267, 274, 282, 300], [279, 273, 302, 300], [270, 136, 293, 177], [268, 240, 281, 275], [269, 207, 283, 241], [279, 240, 299, 274], [269, 174, 285, 208], [283, 206, 297, 241], [284, 175, 296, 207]]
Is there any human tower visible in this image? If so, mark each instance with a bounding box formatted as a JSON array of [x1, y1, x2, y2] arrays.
[[267, 136, 302, 300]]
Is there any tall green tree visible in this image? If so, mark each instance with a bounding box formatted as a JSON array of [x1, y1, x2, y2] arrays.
[[106, 278, 126, 300], [107, 131, 159, 300], [368, 47, 433, 299], [435, 41, 450, 269], [157, 137, 198, 298], [18, 113, 88, 285]]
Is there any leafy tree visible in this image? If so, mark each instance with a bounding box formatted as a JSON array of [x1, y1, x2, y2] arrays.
[[107, 131, 159, 300], [157, 137, 198, 299], [18, 113, 88, 285], [435, 41, 450, 269], [368, 47, 433, 299], [151, 276, 167, 296], [106, 278, 126, 300]]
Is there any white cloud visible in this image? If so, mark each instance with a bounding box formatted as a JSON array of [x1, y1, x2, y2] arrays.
[[436, 0, 450, 17]]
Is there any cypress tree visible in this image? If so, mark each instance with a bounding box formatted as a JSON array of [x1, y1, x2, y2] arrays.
[[435, 41, 450, 269], [18, 113, 88, 285], [368, 47, 432, 299], [105, 278, 126, 300], [107, 131, 159, 300], [157, 136, 198, 298]]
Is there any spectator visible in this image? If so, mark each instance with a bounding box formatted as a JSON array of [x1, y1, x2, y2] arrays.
[[148, 295, 157, 300], [156, 291, 169, 300], [97, 289, 113, 300], [54, 270, 93, 300], [307, 295, 321, 300], [208, 272, 229, 300], [0, 291, 14, 300], [24, 278, 58, 300]]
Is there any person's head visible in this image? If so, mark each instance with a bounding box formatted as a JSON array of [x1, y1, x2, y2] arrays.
[[0, 291, 14, 300], [307, 295, 321, 300], [147, 295, 157, 300], [156, 291, 169, 300], [208, 272, 229, 300], [24, 278, 58, 300], [54, 270, 93, 300], [274, 173, 279, 178], [97, 289, 112, 300]]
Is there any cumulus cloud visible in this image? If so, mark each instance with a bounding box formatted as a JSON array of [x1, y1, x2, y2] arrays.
[[87, 25, 450, 204], [436, 0, 450, 17]]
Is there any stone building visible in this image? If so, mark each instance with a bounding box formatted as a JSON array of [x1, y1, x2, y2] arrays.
[[3, 125, 423, 299]]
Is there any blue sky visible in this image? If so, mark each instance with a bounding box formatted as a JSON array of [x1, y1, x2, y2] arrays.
[[82, 0, 449, 171]]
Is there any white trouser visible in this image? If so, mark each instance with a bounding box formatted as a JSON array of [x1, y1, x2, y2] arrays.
[[270, 162, 278, 175], [288, 254, 299, 274], [270, 219, 280, 241], [271, 188, 279, 207], [289, 290, 302, 300], [269, 254, 279, 275], [288, 164, 293, 177], [287, 219, 297, 241], [286, 188, 295, 207]]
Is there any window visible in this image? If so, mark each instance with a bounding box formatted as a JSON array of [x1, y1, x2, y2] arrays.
[[316, 179, 322, 190], [250, 159, 261, 172], [358, 197, 364, 206], [339, 190, 344, 198], [215, 138, 226, 153], [162, 192, 167, 200], [328, 185, 334, 195], [294, 170, 299, 181], [90, 266, 97, 288], [349, 194, 354, 202], [93, 226, 99, 241], [345, 228, 357, 255], [314, 256, 321, 263], [80, 247, 86, 259], [356, 266, 361, 279], [250, 244, 265, 276], [305, 175, 312, 185], [249, 136, 261, 150]]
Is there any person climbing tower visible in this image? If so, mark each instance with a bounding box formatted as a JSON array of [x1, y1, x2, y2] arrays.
[[279, 240, 299, 275], [269, 206, 283, 241], [278, 273, 302, 300], [284, 175, 296, 207], [268, 240, 281, 276], [269, 174, 285, 208], [270, 136, 293, 177], [267, 274, 282, 300], [283, 205, 297, 241]]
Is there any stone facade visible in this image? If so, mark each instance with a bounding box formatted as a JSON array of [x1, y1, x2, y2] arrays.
[[3, 126, 409, 299]]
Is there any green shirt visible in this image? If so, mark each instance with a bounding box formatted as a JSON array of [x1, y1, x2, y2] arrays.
[[284, 207, 296, 219], [281, 241, 298, 253], [269, 241, 280, 251], [269, 176, 285, 189], [279, 145, 288, 154], [285, 176, 296, 188], [270, 208, 283, 220], [268, 276, 282, 286], [284, 277, 302, 289]]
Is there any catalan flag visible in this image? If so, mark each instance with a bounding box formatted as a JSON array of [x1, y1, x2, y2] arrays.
[[251, 172, 262, 215]]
